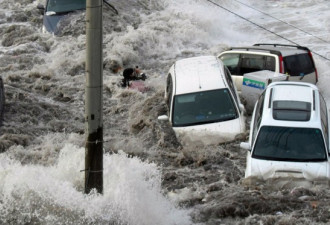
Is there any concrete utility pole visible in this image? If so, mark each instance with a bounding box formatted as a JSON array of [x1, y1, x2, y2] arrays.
[[85, 0, 103, 194]]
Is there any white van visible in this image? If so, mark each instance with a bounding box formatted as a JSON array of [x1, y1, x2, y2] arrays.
[[158, 56, 246, 144], [241, 82, 330, 181], [218, 44, 318, 91]]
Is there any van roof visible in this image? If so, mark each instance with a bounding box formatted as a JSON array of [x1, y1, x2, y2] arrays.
[[174, 56, 227, 95], [223, 44, 308, 57]]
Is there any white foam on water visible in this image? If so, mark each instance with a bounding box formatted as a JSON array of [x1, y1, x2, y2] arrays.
[[0, 143, 191, 225]]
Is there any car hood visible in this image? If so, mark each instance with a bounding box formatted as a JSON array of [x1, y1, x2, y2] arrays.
[[249, 158, 329, 181], [173, 117, 245, 145]]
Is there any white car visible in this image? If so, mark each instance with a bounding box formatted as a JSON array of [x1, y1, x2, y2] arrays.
[[218, 44, 318, 91], [158, 56, 246, 144], [241, 81, 330, 181]]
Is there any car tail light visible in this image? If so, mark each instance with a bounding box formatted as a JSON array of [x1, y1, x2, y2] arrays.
[[279, 55, 284, 73], [308, 51, 318, 83]]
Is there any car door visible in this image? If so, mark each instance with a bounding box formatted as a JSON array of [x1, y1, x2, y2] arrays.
[[245, 91, 266, 177]]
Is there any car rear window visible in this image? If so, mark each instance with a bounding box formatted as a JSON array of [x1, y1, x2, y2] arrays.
[[273, 100, 311, 121], [253, 126, 327, 162], [283, 53, 315, 76], [220, 53, 276, 76]]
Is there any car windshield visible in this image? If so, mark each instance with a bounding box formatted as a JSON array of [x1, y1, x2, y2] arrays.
[[47, 0, 86, 14], [253, 126, 327, 162], [172, 89, 238, 127]]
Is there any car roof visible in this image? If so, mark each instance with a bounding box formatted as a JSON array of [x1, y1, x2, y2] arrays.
[[260, 81, 321, 128], [271, 83, 313, 102], [174, 56, 227, 95], [222, 44, 309, 57]]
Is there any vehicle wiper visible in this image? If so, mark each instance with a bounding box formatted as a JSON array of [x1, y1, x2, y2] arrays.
[[299, 74, 306, 80]]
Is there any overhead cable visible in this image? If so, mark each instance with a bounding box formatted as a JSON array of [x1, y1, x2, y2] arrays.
[[234, 0, 330, 45], [204, 0, 330, 61]]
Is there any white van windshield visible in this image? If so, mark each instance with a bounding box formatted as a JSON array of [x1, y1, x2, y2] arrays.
[[47, 0, 86, 14], [253, 126, 327, 162], [172, 89, 238, 127]]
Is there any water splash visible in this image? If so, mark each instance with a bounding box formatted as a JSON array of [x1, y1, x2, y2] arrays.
[[0, 144, 191, 225]]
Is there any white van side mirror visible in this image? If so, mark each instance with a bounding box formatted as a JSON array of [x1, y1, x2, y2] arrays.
[[240, 142, 251, 150], [239, 103, 245, 112], [158, 115, 169, 121]]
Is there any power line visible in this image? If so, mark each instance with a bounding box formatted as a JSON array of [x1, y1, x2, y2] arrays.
[[204, 0, 330, 61], [233, 0, 330, 45]]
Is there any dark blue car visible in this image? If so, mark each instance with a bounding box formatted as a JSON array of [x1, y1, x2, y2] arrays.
[[37, 0, 86, 34]]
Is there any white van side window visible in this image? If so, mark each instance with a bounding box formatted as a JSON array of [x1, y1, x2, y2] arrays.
[[221, 53, 276, 76], [240, 54, 275, 75], [220, 53, 240, 74]]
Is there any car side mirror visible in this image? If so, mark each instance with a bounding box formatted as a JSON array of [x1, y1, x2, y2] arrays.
[[37, 4, 45, 15], [239, 103, 245, 112], [158, 115, 169, 121], [240, 142, 251, 151]]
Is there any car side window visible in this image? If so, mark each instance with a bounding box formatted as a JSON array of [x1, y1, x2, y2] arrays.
[[252, 91, 265, 144], [220, 53, 240, 75], [239, 54, 275, 75], [320, 94, 329, 151], [265, 56, 276, 71], [166, 74, 173, 108]]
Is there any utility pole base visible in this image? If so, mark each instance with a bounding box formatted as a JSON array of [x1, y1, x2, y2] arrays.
[[85, 127, 103, 194]]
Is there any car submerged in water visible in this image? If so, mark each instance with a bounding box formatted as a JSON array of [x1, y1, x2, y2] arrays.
[[158, 56, 246, 145], [241, 82, 330, 181], [37, 0, 86, 34]]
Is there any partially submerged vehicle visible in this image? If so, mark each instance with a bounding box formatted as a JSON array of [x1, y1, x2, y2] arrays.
[[158, 56, 246, 144], [218, 44, 318, 90], [241, 82, 330, 181], [37, 0, 117, 34], [37, 0, 86, 34]]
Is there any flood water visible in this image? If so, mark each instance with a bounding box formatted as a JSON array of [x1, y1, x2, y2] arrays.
[[1, 0, 330, 224]]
